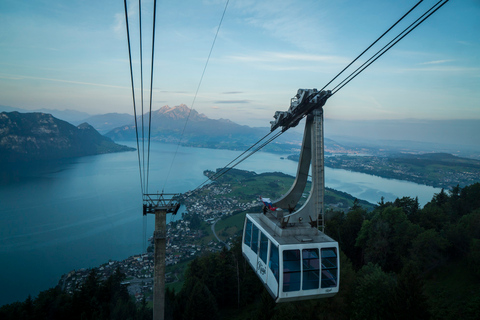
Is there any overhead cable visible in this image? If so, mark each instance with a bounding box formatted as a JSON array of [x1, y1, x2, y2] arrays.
[[320, 0, 425, 92], [146, 0, 158, 194], [123, 0, 144, 196], [162, 0, 230, 191], [138, 0, 146, 194], [195, 130, 284, 190], [193, 0, 450, 192], [332, 0, 449, 95]]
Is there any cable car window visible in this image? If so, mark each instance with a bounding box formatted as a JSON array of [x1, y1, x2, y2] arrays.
[[283, 250, 301, 292], [244, 219, 252, 247], [302, 249, 320, 290], [269, 245, 279, 281], [252, 224, 259, 253], [321, 248, 338, 288], [259, 232, 268, 263]]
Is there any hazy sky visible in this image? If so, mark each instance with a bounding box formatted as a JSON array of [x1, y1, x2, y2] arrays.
[[0, 0, 479, 127]]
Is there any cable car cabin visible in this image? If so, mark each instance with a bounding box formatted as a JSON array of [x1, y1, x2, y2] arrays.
[[242, 213, 339, 303], [243, 88, 337, 302]]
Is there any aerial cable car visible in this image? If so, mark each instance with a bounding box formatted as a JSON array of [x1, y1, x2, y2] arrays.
[[242, 89, 339, 303]]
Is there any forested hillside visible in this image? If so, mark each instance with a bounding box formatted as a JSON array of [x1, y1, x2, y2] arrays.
[[0, 112, 134, 162], [166, 183, 480, 319], [2, 183, 480, 319]]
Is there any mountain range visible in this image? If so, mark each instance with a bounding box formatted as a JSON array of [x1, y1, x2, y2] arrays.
[[2, 104, 479, 159], [0, 112, 134, 162], [105, 104, 302, 152]]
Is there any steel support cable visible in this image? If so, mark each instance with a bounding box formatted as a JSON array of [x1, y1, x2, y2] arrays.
[[332, 0, 449, 95], [200, 131, 279, 186], [162, 0, 230, 191], [141, 0, 158, 254], [191, 0, 445, 194], [201, 130, 275, 183], [195, 130, 284, 190], [205, 130, 284, 184], [332, 0, 447, 93], [319, 0, 425, 93], [138, 0, 146, 193], [124, 0, 144, 196], [146, 0, 158, 194], [188, 0, 449, 198]]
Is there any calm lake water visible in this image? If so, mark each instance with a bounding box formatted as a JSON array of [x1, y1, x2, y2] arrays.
[[0, 142, 441, 305]]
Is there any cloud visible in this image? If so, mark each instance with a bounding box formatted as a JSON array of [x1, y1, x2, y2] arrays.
[[228, 51, 347, 64], [222, 91, 243, 94], [419, 59, 453, 65], [0, 73, 127, 89], [157, 90, 188, 94], [404, 66, 480, 73], [214, 100, 251, 104], [457, 41, 473, 46], [113, 13, 125, 39], [234, 0, 330, 51]]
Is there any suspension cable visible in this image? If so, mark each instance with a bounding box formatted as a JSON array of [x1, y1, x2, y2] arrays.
[[125, 0, 449, 204], [332, 0, 449, 95], [319, 0, 425, 92], [146, 0, 158, 194], [197, 131, 277, 187], [332, 1, 444, 93], [123, 0, 144, 196], [162, 0, 230, 191], [196, 130, 284, 190], [191, 0, 450, 193], [203, 130, 275, 182], [138, 0, 147, 193]]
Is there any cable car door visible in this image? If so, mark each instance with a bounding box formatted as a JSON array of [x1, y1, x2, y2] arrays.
[[256, 231, 269, 284]]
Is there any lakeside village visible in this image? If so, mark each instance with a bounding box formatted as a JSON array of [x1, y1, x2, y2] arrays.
[[58, 180, 259, 302]]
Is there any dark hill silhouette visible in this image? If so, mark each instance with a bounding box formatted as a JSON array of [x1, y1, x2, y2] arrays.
[[0, 112, 134, 162]]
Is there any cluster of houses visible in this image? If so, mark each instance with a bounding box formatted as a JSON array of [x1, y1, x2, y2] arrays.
[[59, 179, 260, 301], [59, 254, 154, 301]]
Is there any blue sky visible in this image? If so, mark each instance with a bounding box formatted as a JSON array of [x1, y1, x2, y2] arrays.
[[0, 0, 479, 127]]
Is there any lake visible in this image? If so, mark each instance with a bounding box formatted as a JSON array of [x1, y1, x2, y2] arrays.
[[0, 142, 441, 305]]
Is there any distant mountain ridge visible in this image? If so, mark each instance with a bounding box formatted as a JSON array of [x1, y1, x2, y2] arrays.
[[78, 113, 134, 134], [0, 112, 134, 162], [4, 105, 477, 158], [105, 104, 299, 152], [0, 105, 92, 124]]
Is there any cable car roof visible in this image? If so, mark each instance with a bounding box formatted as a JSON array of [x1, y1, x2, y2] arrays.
[[246, 213, 336, 247]]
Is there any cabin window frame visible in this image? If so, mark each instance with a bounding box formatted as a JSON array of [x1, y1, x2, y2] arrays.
[[302, 248, 320, 290], [321, 247, 338, 288], [269, 244, 279, 281], [282, 249, 301, 292], [252, 224, 259, 254], [244, 219, 252, 247], [259, 232, 268, 263]]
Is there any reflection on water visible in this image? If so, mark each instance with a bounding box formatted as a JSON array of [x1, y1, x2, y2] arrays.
[[0, 142, 441, 305]]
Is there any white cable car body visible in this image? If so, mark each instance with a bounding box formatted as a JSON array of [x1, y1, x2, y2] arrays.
[[242, 89, 339, 302], [242, 213, 339, 302]]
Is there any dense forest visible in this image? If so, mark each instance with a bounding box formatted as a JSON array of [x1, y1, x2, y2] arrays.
[[0, 268, 151, 320], [2, 183, 480, 319]]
